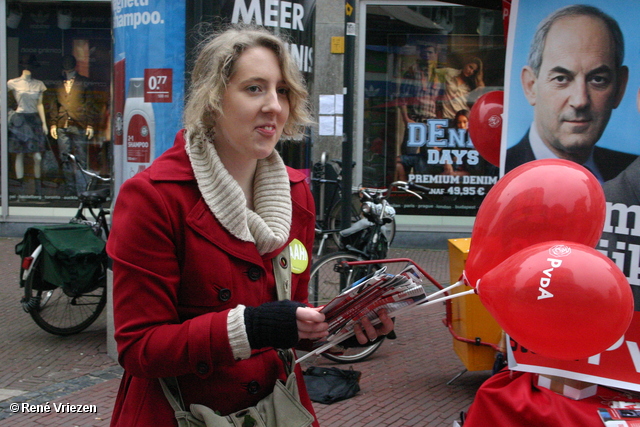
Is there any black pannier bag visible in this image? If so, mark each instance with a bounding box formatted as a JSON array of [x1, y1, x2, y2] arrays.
[[17, 226, 56, 291], [303, 366, 361, 404], [16, 224, 106, 294]]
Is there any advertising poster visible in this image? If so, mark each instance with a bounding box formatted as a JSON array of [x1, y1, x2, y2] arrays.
[[503, 0, 640, 391], [112, 1, 186, 194], [219, 0, 315, 80], [360, 5, 505, 217], [112, 1, 316, 194]]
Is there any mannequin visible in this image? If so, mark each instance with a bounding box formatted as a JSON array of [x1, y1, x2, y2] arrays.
[[48, 54, 95, 197], [7, 55, 48, 200]]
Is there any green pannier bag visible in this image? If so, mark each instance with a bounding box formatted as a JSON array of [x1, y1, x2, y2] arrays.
[[16, 224, 106, 295]]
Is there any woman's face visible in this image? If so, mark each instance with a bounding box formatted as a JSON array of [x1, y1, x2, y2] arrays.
[[214, 46, 290, 164], [462, 62, 478, 78]]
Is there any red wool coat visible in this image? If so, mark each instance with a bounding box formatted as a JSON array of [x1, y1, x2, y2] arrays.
[[107, 130, 318, 426]]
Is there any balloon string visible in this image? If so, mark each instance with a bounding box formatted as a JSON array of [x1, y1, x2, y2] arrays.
[[424, 280, 465, 302], [295, 331, 355, 364], [417, 288, 477, 308]]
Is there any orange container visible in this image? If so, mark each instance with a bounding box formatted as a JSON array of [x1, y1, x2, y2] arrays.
[[447, 238, 503, 371]]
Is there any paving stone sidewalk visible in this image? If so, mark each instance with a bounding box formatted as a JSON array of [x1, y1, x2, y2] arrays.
[[0, 237, 489, 426]]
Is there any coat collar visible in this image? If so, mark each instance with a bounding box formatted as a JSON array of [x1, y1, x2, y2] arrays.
[[149, 130, 195, 182], [186, 195, 312, 265], [149, 129, 311, 265]]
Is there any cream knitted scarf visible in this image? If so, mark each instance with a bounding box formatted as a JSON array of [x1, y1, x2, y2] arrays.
[[185, 130, 292, 255]]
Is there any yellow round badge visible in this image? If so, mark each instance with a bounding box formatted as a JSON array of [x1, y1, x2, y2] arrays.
[[289, 239, 309, 274]]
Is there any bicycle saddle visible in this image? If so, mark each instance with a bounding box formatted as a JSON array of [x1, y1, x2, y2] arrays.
[[79, 188, 110, 206]]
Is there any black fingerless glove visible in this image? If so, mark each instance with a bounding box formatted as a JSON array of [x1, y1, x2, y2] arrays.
[[244, 300, 306, 350]]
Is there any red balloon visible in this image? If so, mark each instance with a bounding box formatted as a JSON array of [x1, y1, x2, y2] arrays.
[[468, 90, 503, 166], [477, 241, 633, 360], [463, 159, 605, 288]]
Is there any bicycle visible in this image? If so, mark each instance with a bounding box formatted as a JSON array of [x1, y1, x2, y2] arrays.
[[16, 154, 112, 336], [307, 180, 426, 363], [311, 152, 396, 257]]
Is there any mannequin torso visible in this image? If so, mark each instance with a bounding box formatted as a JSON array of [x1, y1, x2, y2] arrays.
[[7, 70, 47, 114]]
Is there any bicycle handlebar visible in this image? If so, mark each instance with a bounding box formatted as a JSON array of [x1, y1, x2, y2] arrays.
[[358, 181, 425, 201], [391, 181, 432, 199], [65, 153, 111, 182]]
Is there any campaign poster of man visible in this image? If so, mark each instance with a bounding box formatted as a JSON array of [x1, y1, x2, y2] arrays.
[[360, 5, 505, 217], [502, 0, 640, 391]]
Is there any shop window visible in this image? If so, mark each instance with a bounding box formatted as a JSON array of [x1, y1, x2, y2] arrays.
[[363, 4, 505, 217], [5, 2, 111, 208]]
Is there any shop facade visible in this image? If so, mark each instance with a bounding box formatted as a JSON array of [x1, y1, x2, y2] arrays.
[[0, 0, 503, 238], [344, 0, 505, 236]]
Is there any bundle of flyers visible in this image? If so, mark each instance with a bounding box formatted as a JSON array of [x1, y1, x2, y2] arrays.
[[296, 265, 428, 363], [598, 408, 640, 426], [598, 401, 640, 426]]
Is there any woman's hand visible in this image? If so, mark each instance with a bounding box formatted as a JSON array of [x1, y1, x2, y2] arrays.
[[353, 309, 394, 345], [296, 306, 329, 341]]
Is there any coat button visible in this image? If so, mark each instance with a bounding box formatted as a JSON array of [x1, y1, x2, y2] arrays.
[[196, 362, 209, 375], [218, 288, 232, 302], [247, 267, 261, 281], [246, 380, 261, 395]]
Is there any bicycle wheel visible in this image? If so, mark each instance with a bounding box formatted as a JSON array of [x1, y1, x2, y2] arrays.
[[23, 255, 107, 336], [308, 252, 384, 363]]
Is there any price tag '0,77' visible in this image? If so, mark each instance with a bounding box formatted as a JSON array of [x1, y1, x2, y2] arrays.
[[144, 68, 173, 103]]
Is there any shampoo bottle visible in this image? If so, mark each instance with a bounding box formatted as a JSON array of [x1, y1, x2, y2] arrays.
[[123, 77, 155, 179]]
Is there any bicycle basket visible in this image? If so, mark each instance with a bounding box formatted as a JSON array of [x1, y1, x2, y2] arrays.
[[27, 224, 106, 295]]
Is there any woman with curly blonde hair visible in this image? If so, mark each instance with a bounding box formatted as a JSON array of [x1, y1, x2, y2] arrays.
[[107, 24, 393, 426]]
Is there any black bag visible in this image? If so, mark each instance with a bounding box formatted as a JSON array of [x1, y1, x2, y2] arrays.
[[16, 226, 57, 291], [303, 366, 361, 404]]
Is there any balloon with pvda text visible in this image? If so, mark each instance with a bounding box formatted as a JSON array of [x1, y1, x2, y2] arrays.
[[463, 159, 605, 289], [476, 241, 632, 361]]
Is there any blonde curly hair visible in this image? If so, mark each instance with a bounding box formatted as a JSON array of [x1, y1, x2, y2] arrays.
[[183, 24, 312, 139]]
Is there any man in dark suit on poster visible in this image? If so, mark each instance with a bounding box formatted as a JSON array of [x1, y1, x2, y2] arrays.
[[505, 4, 637, 182]]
